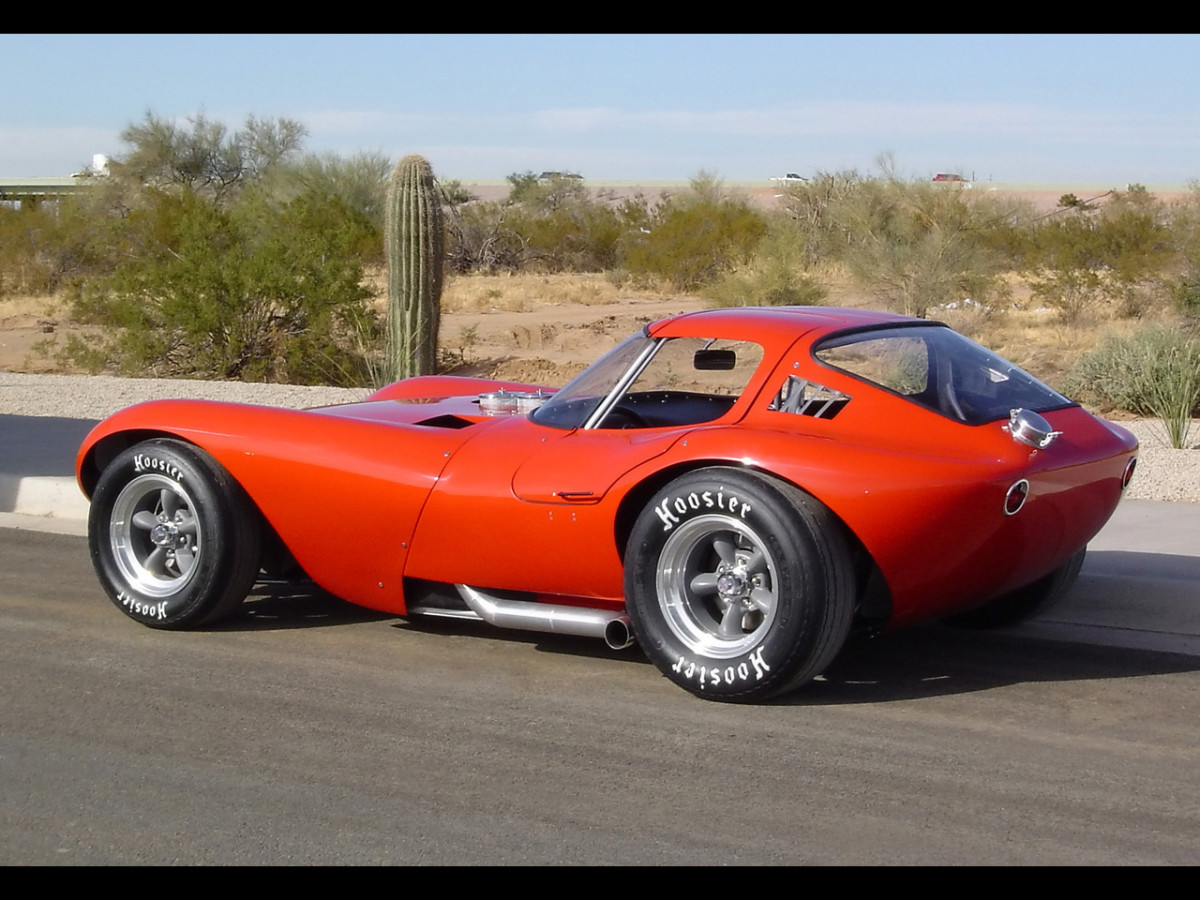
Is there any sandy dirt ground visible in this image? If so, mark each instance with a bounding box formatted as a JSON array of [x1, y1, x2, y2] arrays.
[[0, 281, 708, 389], [0, 295, 73, 375], [438, 293, 705, 387]]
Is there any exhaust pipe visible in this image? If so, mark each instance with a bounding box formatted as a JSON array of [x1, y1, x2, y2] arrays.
[[454, 584, 635, 650]]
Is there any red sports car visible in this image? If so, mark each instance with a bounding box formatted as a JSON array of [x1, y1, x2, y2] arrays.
[[76, 307, 1138, 702]]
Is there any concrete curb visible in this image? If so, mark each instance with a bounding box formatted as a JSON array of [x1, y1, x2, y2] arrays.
[[0, 472, 89, 520], [0, 509, 87, 535]]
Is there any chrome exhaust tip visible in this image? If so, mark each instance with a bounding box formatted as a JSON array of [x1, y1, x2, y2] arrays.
[[455, 584, 636, 649]]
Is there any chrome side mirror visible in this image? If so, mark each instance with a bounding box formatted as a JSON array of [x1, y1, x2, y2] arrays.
[[1008, 408, 1062, 449]]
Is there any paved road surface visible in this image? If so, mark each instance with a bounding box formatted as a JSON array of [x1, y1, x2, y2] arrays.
[[2, 527, 1199, 864]]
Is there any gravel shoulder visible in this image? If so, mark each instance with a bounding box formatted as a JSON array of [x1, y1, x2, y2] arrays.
[[1, 371, 1196, 503]]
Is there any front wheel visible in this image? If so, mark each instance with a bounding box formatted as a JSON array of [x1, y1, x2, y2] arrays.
[[87, 439, 262, 629], [624, 468, 856, 702]]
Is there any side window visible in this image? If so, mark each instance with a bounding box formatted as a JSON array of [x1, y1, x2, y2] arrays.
[[601, 337, 764, 429], [815, 335, 929, 397], [813, 326, 1073, 424], [628, 337, 763, 397]]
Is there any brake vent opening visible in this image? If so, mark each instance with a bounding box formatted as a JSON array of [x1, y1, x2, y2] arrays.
[[769, 376, 850, 420]]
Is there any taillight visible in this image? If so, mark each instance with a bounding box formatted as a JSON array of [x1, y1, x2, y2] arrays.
[[1004, 479, 1029, 516], [1122, 457, 1137, 489]]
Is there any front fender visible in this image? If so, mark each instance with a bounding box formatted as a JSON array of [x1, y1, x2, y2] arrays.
[[77, 399, 468, 614]]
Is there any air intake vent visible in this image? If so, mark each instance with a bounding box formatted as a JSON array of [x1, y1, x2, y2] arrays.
[[769, 376, 850, 420]]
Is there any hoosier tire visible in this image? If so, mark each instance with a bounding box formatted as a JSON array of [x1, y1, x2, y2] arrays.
[[87, 438, 262, 630], [624, 468, 856, 702]]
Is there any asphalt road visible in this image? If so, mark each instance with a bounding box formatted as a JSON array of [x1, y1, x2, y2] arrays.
[[3, 527, 1199, 865]]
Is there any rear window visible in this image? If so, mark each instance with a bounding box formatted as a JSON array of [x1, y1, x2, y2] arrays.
[[813, 325, 1074, 424]]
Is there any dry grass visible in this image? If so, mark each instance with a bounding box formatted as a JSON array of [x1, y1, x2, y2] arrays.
[[440, 271, 676, 314], [0, 292, 68, 318]]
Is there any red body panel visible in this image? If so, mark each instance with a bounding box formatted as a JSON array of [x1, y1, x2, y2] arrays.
[[77, 308, 1138, 628]]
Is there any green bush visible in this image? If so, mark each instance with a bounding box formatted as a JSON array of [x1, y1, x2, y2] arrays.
[[1173, 273, 1200, 316], [505, 200, 625, 273], [1067, 326, 1200, 448], [260, 150, 392, 241], [622, 197, 767, 291], [0, 195, 116, 296], [838, 179, 1009, 317], [1167, 187, 1200, 316], [70, 188, 377, 385], [505, 171, 588, 213], [1028, 266, 1106, 323], [702, 219, 828, 307], [778, 167, 1016, 317], [1022, 187, 1173, 321]]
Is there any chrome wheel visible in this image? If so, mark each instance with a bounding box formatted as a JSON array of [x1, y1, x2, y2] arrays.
[[626, 468, 856, 702], [655, 514, 780, 659], [109, 472, 202, 599], [88, 439, 262, 630]]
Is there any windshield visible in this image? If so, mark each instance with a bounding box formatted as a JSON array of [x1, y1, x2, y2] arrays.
[[531, 332, 764, 431], [814, 325, 1074, 425], [531, 333, 653, 430]]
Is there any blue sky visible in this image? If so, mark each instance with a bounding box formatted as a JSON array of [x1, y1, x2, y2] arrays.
[[3, 34, 1199, 184]]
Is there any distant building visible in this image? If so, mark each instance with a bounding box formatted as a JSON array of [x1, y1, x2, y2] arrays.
[[0, 154, 109, 209]]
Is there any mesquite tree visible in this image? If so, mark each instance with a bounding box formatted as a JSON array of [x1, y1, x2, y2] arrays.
[[384, 154, 444, 380]]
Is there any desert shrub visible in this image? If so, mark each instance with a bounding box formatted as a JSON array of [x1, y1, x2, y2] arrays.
[[505, 171, 589, 213], [69, 188, 377, 385], [118, 111, 307, 207], [621, 179, 768, 291], [834, 178, 1010, 317], [505, 200, 625, 273], [1028, 267, 1106, 323], [1024, 188, 1175, 321], [505, 171, 542, 205], [1165, 186, 1200, 316], [776, 168, 865, 264], [1173, 273, 1200, 316], [1066, 325, 1200, 448], [778, 162, 1031, 285], [0, 194, 118, 296], [622, 199, 767, 290], [258, 150, 392, 237], [467, 172, 640, 274], [702, 218, 828, 307], [0, 204, 59, 296], [444, 200, 529, 274]]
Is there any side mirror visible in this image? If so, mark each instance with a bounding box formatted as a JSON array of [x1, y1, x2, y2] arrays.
[[1008, 408, 1062, 449]]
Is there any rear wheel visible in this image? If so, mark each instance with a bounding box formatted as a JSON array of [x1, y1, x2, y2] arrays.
[[945, 547, 1087, 629], [624, 468, 855, 702], [87, 439, 262, 629]]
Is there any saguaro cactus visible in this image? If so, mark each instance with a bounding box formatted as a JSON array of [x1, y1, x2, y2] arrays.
[[384, 154, 445, 381]]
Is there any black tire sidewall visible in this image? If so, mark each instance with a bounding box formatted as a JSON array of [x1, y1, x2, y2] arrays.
[[625, 468, 844, 701], [88, 439, 256, 629]]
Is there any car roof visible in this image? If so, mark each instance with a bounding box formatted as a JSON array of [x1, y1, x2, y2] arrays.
[[647, 306, 919, 341]]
